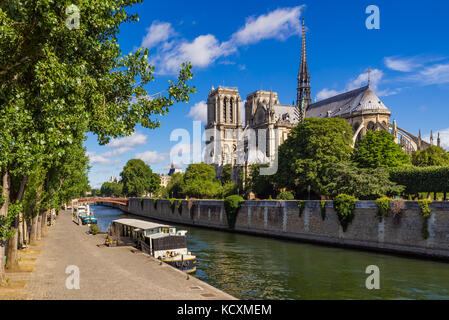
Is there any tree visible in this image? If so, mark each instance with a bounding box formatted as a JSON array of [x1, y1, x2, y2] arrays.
[[101, 182, 123, 197], [275, 118, 353, 197], [120, 160, 160, 197], [182, 163, 222, 199], [412, 146, 449, 167], [220, 164, 232, 184], [352, 130, 410, 169], [165, 172, 185, 199], [321, 162, 404, 199], [0, 1, 195, 280], [249, 164, 277, 199]]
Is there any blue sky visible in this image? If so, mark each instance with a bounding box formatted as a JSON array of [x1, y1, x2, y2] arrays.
[[85, 0, 449, 189]]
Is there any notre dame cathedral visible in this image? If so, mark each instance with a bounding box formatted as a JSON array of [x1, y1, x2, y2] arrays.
[[204, 19, 438, 177]]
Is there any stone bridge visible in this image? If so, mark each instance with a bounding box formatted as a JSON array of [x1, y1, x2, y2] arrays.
[[76, 197, 129, 206]]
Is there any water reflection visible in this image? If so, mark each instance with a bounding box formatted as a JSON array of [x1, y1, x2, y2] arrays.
[[90, 205, 449, 300]]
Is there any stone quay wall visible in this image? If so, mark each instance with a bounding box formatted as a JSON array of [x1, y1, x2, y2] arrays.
[[99, 199, 449, 260]]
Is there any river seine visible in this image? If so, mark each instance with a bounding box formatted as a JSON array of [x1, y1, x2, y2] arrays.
[[91, 205, 449, 300]]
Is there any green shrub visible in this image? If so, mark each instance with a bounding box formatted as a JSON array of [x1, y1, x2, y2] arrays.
[[277, 191, 295, 200], [298, 200, 306, 217], [320, 200, 327, 221], [169, 198, 176, 213], [375, 196, 391, 222], [177, 200, 183, 215], [224, 195, 244, 229], [333, 194, 358, 232], [90, 224, 100, 235], [390, 166, 449, 194], [418, 200, 432, 239]]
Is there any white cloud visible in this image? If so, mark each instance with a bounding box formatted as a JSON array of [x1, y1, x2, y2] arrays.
[[136, 150, 166, 164], [86, 152, 112, 165], [103, 147, 132, 157], [230, 6, 303, 45], [384, 56, 422, 72], [316, 88, 339, 101], [187, 101, 207, 122], [433, 128, 449, 150], [316, 69, 396, 101], [415, 63, 449, 85], [106, 132, 147, 148], [141, 21, 176, 49], [146, 6, 305, 74], [347, 69, 384, 91]]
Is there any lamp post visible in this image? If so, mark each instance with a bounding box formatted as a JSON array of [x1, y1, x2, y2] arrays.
[[307, 185, 311, 201]]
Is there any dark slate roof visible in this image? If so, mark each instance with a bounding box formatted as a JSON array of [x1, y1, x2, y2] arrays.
[[305, 85, 390, 119]]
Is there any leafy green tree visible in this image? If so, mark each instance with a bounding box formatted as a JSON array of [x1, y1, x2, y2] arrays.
[[0, 0, 195, 280], [352, 130, 410, 169], [101, 182, 123, 197], [182, 163, 222, 199], [275, 118, 353, 197], [120, 159, 160, 197], [165, 172, 185, 199], [412, 146, 449, 167], [220, 164, 232, 184], [249, 164, 277, 199], [321, 162, 404, 199]]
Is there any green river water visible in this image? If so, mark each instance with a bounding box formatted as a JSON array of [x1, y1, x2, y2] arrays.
[[91, 205, 449, 300]]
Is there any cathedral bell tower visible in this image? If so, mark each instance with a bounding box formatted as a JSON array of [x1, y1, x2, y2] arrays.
[[297, 18, 311, 121]]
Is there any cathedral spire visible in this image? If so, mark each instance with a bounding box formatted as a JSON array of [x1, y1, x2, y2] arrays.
[[438, 132, 441, 148], [297, 17, 311, 121]]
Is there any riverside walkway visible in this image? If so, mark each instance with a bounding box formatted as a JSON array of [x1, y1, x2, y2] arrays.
[[2, 211, 234, 300]]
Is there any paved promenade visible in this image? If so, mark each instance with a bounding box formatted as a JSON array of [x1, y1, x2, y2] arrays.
[[2, 211, 235, 300]]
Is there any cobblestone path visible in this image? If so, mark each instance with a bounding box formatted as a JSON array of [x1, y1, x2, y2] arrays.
[[1, 211, 235, 300]]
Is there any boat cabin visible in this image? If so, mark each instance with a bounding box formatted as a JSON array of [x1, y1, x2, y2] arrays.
[[109, 219, 190, 259]]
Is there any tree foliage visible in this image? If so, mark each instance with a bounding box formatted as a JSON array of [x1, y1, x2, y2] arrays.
[[412, 146, 449, 167], [275, 118, 353, 196], [321, 162, 404, 199], [389, 166, 449, 194], [120, 159, 160, 197], [182, 163, 222, 199], [101, 182, 123, 197], [352, 130, 410, 169]]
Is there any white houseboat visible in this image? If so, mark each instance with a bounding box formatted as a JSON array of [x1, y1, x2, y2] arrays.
[[108, 219, 196, 273]]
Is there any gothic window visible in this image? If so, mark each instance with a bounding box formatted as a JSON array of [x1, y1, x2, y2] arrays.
[[266, 131, 270, 157], [229, 98, 234, 123], [223, 98, 228, 123], [367, 121, 376, 131]]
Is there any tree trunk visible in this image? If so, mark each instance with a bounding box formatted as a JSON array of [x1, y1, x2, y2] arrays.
[[41, 209, 48, 235], [6, 175, 28, 270], [37, 214, 42, 240], [0, 172, 11, 283], [444, 192, 447, 201], [30, 215, 39, 244], [6, 227, 18, 270], [18, 212, 24, 248], [22, 216, 28, 247]]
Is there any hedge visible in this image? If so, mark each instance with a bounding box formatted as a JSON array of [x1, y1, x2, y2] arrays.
[[389, 166, 449, 194]]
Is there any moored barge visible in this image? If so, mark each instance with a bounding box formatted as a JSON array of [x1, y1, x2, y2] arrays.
[[108, 219, 196, 273]]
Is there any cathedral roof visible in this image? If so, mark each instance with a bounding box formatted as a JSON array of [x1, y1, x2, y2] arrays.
[[305, 85, 390, 119], [274, 105, 300, 123]]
